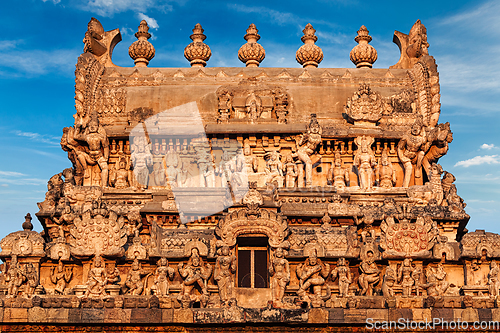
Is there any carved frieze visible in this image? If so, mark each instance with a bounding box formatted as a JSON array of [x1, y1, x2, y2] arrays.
[[380, 215, 438, 258], [216, 81, 290, 124]]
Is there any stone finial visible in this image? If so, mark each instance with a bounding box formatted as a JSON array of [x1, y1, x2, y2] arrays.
[[296, 23, 323, 68], [23, 213, 33, 231], [184, 23, 212, 68], [129, 20, 155, 67], [238, 24, 265, 67], [350, 25, 377, 68]]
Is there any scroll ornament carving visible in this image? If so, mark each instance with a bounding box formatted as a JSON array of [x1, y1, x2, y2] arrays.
[[68, 202, 127, 258], [345, 85, 383, 125], [0, 214, 45, 258], [380, 215, 438, 258], [216, 185, 288, 248]]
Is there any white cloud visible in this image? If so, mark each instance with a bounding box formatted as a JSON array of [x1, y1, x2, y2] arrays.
[[0, 171, 26, 177], [481, 144, 497, 150], [454, 155, 500, 167], [0, 48, 79, 77], [80, 0, 176, 17], [41, 0, 61, 3], [0, 184, 8, 187], [137, 13, 159, 29], [0, 40, 24, 50], [13, 131, 60, 145]]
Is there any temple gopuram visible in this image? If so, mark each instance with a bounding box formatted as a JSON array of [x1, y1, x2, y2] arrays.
[[2, 17, 499, 332]]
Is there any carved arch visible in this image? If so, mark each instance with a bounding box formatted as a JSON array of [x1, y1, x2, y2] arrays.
[[215, 209, 288, 247]]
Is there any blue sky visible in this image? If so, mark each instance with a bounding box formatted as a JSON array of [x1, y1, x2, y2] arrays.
[[0, 0, 499, 236]]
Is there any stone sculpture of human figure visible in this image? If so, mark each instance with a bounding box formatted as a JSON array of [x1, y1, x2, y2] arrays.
[[269, 246, 290, 307], [197, 149, 216, 187], [163, 148, 181, 188], [283, 154, 297, 188], [214, 245, 237, 306], [423, 264, 449, 296], [412, 266, 423, 296], [397, 118, 427, 187], [265, 151, 283, 187], [381, 266, 396, 298], [124, 259, 150, 296], [24, 263, 39, 296], [85, 255, 107, 297], [354, 136, 377, 191], [131, 139, 153, 190], [74, 112, 109, 187], [359, 250, 380, 296], [295, 114, 322, 187], [488, 261, 500, 297], [110, 156, 130, 189], [327, 152, 350, 189], [296, 249, 330, 300], [377, 149, 396, 188], [152, 257, 175, 296], [218, 150, 233, 186], [178, 247, 213, 306], [422, 122, 452, 176], [330, 258, 351, 298], [50, 260, 73, 295], [106, 263, 121, 286], [5, 255, 23, 297], [398, 258, 414, 297]]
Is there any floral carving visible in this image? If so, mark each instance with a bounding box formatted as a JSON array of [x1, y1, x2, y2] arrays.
[[345, 85, 383, 125], [380, 215, 438, 258]]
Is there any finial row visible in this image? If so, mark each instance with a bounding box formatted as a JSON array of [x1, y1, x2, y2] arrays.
[[128, 22, 378, 69]]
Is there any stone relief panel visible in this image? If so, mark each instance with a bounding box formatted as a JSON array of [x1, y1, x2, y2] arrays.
[[216, 81, 290, 124]]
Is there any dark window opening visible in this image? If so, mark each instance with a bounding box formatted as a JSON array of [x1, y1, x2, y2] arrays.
[[237, 237, 268, 288]]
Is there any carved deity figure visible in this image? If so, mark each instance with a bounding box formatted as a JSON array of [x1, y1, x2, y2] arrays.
[[243, 140, 258, 174], [397, 118, 427, 187], [422, 122, 452, 176], [178, 248, 213, 307], [163, 148, 181, 188], [151, 257, 175, 296], [264, 151, 283, 187], [296, 249, 330, 302], [5, 255, 23, 297], [327, 152, 350, 189], [398, 258, 415, 297], [217, 89, 232, 123], [218, 150, 234, 186], [52, 202, 76, 226], [131, 139, 153, 190], [85, 255, 107, 297], [50, 260, 73, 295], [23, 263, 39, 296], [110, 156, 130, 189], [283, 154, 297, 188], [441, 172, 465, 211], [105, 264, 121, 286], [377, 149, 396, 188], [331, 258, 351, 298], [214, 246, 237, 306], [197, 149, 216, 187], [124, 259, 150, 296], [269, 247, 290, 307], [488, 261, 500, 297], [73, 113, 109, 187], [354, 136, 376, 191], [295, 114, 322, 187], [412, 266, 424, 296], [423, 263, 449, 297], [382, 266, 396, 298], [231, 149, 248, 189], [359, 251, 380, 296]]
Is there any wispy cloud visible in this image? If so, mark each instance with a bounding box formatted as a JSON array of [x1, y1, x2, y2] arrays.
[[0, 49, 79, 77], [0, 40, 24, 50], [13, 131, 60, 145], [481, 143, 497, 150], [137, 13, 159, 29], [455, 155, 500, 167], [229, 4, 299, 26], [79, 0, 177, 17], [41, 0, 61, 4], [0, 171, 26, 177]]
